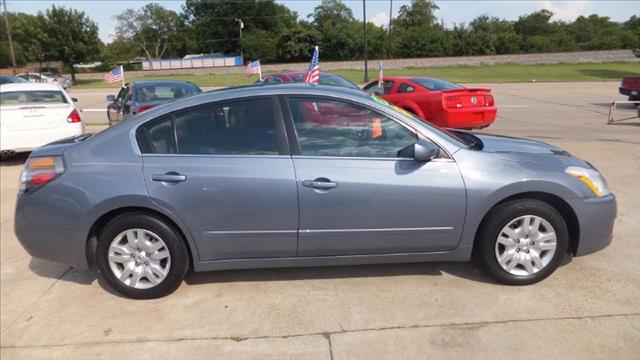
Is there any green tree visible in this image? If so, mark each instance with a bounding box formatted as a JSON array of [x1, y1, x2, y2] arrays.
[[275, 22, 322, 62], [391, 0, 449, 58], [114, 3, 180, 61], [0, 13, 51, 68], [43, 6, 102, 83], [469, 16, 521, 54], [308, 0, 361, 60], [183, 0, 297, 59], [514, 10, 575, 52], [569, 14, 637, 50]]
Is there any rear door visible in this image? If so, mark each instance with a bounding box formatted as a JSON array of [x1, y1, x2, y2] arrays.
[[140, 96, 299, 261], [0, 89, 71, 131]]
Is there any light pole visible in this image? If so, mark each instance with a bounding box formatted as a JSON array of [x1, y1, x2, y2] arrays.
[[363, 0, 369, 82], [235, 18, 244, 61], [387, 0, 393, 56], [2, 0, 17, 74]]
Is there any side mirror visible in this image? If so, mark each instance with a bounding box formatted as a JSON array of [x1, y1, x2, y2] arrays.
[[71, 97, 78, 102], [413, 139, 439, 162], [106, 95, 116, 102]]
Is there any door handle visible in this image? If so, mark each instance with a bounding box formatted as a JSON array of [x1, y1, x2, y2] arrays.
[[302, 178, 338, 189], [152, 173, 187, 183]]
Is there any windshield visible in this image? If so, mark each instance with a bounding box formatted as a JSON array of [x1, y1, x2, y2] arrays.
[[369, 94, 473, 148], [410, 78, 462, 91], [0, 90, 67, 105], [291, 73, 360, 90], [134, 83, 201, 103]]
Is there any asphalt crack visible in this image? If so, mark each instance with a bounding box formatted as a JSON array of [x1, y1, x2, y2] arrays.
[[2, 312, 639, 350]]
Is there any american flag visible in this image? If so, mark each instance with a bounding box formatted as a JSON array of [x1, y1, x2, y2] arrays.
[[304, 46, 319, 85], [378, 61, 384, 88], [104, 65, 124, 84], [246, 60, 261, 79]]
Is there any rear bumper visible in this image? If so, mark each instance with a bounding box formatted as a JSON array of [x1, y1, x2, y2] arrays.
[[439, 107, 497, 129], [619, 87, 639, 98], [567, 194, 617, 256], [14, 191, 89, 270]]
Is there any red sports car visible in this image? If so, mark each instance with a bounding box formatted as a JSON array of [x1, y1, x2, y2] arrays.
[[364, 77, 497, 129]]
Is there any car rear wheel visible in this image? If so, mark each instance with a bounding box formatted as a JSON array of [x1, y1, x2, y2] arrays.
[[96, 213, 189, 299], [476, 199, 569, 285]]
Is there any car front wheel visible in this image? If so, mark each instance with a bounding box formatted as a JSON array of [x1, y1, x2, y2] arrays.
[[476, 199, 569, 285], [96, 213, 189, 299]]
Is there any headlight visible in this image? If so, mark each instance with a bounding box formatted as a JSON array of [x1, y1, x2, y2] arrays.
[[565, 166, 610, 197]]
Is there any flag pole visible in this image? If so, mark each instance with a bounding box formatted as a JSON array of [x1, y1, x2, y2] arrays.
[[120, 65, 125, 88]]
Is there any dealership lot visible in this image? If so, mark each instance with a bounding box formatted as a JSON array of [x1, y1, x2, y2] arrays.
[[1, 82, 639, 358]]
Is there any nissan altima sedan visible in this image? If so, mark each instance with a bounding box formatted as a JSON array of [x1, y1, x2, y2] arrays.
[[15, 84, 616, 299]]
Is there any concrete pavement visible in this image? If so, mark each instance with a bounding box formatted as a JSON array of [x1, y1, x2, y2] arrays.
[[1, 82, 639, 359]]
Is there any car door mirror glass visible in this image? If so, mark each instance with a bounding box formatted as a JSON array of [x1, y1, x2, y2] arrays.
[[408, 139, 439, 162], [71, 97, 78, 102], [106, 95, 116, 102]]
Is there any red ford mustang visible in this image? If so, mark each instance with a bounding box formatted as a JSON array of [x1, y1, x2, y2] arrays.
[[364, 77, 497, 129]]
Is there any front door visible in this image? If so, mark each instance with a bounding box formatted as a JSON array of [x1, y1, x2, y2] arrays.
[[285, 97, 466, 256], [140, 96, 298, 261], [108, 86, 127, 123]]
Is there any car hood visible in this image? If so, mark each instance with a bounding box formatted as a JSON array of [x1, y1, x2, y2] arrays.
[[473, 133, 568, 155], [469, 133, 588, 167]]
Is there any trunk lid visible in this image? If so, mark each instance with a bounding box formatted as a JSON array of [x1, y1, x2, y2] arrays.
[[442, 88, 493, 108]]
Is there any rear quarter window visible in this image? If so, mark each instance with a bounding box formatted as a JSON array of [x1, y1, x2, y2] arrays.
[[0, 91, 68, 105]]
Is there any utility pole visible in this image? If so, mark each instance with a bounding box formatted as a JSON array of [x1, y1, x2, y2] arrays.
[[235, 18, 244, 62], [363, 0, 369, 82], [2, 0, 17, 74], [387, 0, 393, 56]]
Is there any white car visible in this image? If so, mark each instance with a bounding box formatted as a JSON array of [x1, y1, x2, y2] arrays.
[[16, 72, 70, 89], [0, 83, 84, 157]]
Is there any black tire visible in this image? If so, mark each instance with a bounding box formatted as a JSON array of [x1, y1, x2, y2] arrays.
[[96, 212, 189, 299], [476, 199, 569, 285]]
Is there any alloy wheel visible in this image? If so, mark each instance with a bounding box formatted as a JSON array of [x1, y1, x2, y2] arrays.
[[494, 215, 557, 276], [108, 228, 171, 289]]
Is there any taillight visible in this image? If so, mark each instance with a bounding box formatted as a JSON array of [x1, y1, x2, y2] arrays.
[[445, 96, 462, 109], [484, 95, 495, 107], [20, 156, 65, 194], [67, 109, 81, 123], [137, 104, 155, 113]]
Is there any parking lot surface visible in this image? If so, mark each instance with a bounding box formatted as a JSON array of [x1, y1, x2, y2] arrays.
[[1, 82, 639, 359]]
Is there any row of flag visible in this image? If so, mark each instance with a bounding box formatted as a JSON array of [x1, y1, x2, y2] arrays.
[[246, 46, 385, 88]]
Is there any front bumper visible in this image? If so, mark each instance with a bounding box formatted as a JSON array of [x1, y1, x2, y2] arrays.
[[566, 194, 617, 256]]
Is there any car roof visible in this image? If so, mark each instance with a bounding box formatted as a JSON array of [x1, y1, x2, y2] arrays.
[[0, 82, 63, 92]]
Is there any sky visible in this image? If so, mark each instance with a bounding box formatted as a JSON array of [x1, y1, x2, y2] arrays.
[[5, 0, 639, 43]]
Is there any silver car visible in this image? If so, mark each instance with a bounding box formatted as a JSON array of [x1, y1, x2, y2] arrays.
[[15, 84, 616, 299]]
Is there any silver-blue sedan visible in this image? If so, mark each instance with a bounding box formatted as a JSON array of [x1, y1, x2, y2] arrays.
[[14, 84, 616, 298]]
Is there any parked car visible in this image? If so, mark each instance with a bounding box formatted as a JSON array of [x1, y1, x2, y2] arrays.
[[15, 84, 615, 299], [364, 77, 497, 129], [258, 71, 360, 90], [16, 72, 69, 89], [619, 76, 640, 101], [106, 80, 202, 125], [0, 83, 83, 158], [0, 75, 28, 85]]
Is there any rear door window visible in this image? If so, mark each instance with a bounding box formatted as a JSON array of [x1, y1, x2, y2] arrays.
[[0, 91, 67, 105], [138, 97, 281, 155]]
